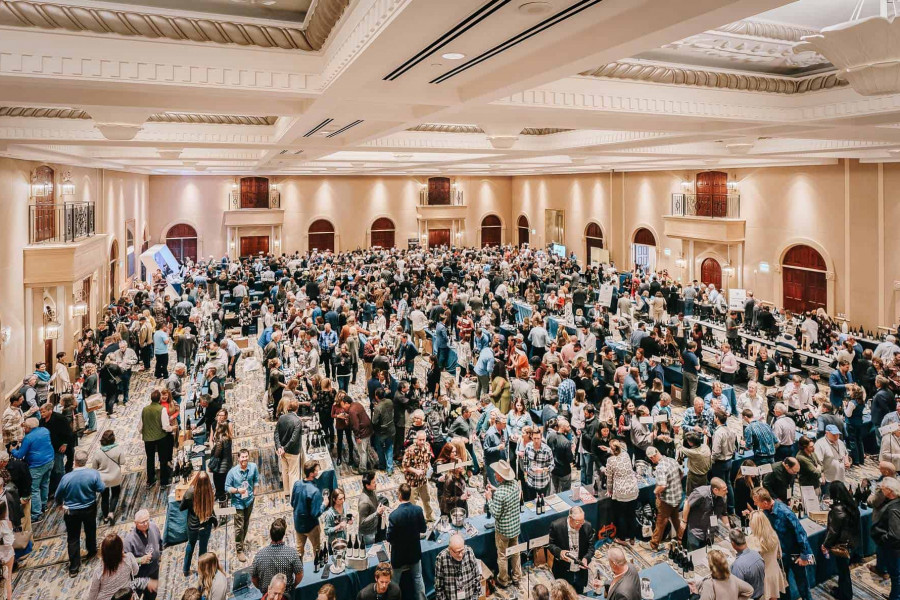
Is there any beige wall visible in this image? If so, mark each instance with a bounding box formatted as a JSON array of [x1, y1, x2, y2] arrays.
[[0, 157, 148, 401]]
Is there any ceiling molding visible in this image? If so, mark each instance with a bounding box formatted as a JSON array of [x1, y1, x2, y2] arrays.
[[0, 107, 277, 125], [580, 61, 847, 94], [406, 124, 572, 135], [713, 19, 819, 43], [0, 0, 349, 50]]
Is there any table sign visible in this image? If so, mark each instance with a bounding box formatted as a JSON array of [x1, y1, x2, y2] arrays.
[[506, 542, 528, 556], [728, 289, 746, 311], [530, 535, 550, 548], [640, 417, 654, 425], [654, 415, 669, 423], [757, 463, 773, 475], [436, 460, 473, 474], [598, 284, 614, 307], [801, 486, 821, 513]]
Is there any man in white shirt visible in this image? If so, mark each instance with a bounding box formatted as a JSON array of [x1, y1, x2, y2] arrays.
[[814, 425, 850, 499], [736, 381, 766, 422], [800, 315, 819, 350], [772, 403, 797, 461], [409, 306, 428, 351], [782, 375, 810, 415], [718, 342, 738, 386], [876, 335, 900, 362]]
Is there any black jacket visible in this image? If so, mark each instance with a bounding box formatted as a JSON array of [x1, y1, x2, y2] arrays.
[[547, 516, 595, 579], [763, 463, 795, 504], [873, 498, 900, 550], [40, 412, 74, 451], [823, 502, 860, 550], [386, 502, 426, 567]]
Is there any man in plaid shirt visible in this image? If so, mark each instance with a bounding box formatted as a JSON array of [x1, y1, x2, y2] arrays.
[[644, 446, 683, 551], [741, 408, 777, 464], [485, 460, 522, 589], [402, 430, 435, 522], [434, 534, 482, 600], [522, 429, 553, 500], [680, 397, 714, 438]]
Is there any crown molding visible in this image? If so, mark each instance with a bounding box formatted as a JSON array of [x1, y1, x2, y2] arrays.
[[405, 124, 572, 136], [0, 106, 276, 125], [714, 19, 819, 43], [580, 61, 847, 95], [0, 0, 349, 50]]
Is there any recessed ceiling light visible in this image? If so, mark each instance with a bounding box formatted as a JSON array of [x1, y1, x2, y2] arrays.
[[441, 52, 466, 60], [518, 1, 553, 15]]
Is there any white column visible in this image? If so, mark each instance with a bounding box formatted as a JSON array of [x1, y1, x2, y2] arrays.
[[56, 285, 66, 347], [688, 240, 695, 281], [25, 287, 33, 366]]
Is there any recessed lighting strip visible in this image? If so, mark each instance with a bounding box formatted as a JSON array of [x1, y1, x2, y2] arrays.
[[383, 0, 512, 81], [326, 120, 364, 138], [430, 0, 604, 84], [303, 118, 334, 137]]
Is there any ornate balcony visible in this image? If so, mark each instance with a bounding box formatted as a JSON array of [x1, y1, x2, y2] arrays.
[[670, 193, 741, 218], [29, 201, 95, 244]]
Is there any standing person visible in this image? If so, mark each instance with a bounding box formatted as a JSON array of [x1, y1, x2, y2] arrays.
[[386, 483, 427, 600], [55, 449, 104, 578], [681, 342, 701, 404], [274, 399, 302, 497], [548, 507, 596, 593], [605, 440, 639, 545], [680, 479, 728, 551], [710, 411, 737, 514], [11, 417, 54, 523], [643, 446, 683, 552], [357, 563, 401, 600], [822, 481, 859, 600], [123, 509, 162, 600], [344, 395, 374, 473], [322, 488, 348, 547], [208, 412, 233, 503], [772, 403, 798, 461], [38, 401, 72, 497], [729, 529, 765, 600], [138, 317, 154, 372], [179, 472, 218, 576], [741, 409, 776, 465], [197, 553, 228, 600], [694, 549, 754, 600], [873, 477, 900, 600], [485, 460, 522, 590], [152, 323, 171, 380], [224, 449, 259, 562], [0, 501, 12, 600], [371, 388, 396, 475], [605, 545, 641, 600], [746, 510, 787, 600], [434, 534, 482, 600], [140, 390, 173, 488], [815, 425, 850, 499], [482, 414, 508, 487], [752, 487, 814, 600], [332, 391, 354, 467], [291, 461, 324, 562], [402, 430, 435, 523], [522, 427, 553, 501], [548, 417, 574, 494], [90, 430, 123, 525], [250, 518, 303, 596], [358, 471, 387, 546]]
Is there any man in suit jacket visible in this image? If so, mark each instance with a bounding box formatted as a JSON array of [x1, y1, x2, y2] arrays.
[[547, 506, 595, 592], [386, 483, 427, 600], [606, 545, 641, 600]]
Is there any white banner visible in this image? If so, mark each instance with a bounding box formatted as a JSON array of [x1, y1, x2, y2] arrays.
[[728, 288, 747, 311], [597, 283, 615, 307]]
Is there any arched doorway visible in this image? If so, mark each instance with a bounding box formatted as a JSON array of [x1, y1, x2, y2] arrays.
[[695, 171, 728, 217], [700, 257, 722, 289], [481, 215, 502, 248], [632, 227, 657, 270], [585, 222, 604, 264], [32, 165, 56, 242], [309, 219, 335, 253], [240, 176, 269, 209], [782, 245, 827, 313], [517, 215, 530, 247], [166, 223, 198, 264], [370, 217, 395, 248], [108, 240, 118, 302]]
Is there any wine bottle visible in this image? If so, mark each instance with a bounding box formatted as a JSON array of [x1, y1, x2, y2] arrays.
[[352, 535, 359, 559], [313, 548, 320, 573]]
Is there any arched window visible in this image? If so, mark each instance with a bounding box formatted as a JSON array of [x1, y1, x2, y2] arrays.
[[782, 245, 827, 313], [166, 224, 198, 264], [370, 217, 396, 249], [700, 258, 722, 289], [632, 227, 657, 270], [309, 219, 335, 253], [517, 215, 530, 247], [240, 176, 269, 209], [481, 214, 502, 248], [585, 222, 603, 263], [108, 240, 118, 303], [633, 227, 656, 246]]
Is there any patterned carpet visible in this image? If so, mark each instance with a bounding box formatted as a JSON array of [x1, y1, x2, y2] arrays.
[[9, 343, 886, 600]]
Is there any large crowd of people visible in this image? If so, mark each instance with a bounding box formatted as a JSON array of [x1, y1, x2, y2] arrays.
[[2, 242, 900, 600]]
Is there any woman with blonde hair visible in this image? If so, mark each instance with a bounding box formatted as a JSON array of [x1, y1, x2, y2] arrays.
[[549, 579, 578, 600], [197, 552, 227, 600], [695, 549, 754, 599], [747, 510, 788, 600], [598, 395, 616, 425]]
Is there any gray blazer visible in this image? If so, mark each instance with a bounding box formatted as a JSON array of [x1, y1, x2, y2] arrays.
[[608, 564, 641, 600]]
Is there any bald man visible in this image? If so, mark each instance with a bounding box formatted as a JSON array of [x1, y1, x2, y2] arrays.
[[434, 534, 481, 600], [547, 507, 595, 592], [606, 545, 640, 600]]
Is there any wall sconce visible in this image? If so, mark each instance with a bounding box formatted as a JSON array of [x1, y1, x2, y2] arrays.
[[723, 263, 736, 277], [231, 180, 238, 190], [681, 180, 692, 190], [674, 257, 687, 269], [0, 326, 10, 347], [531, 229, 536, 235], [759, 261, 770, 273], [663, 247, 672, 256], [726, 180, 738, 192], [71, 300, 88, 317], [43, 320, 60, 340], [270, 183, 278, 191], [60, 171, 75, 196]]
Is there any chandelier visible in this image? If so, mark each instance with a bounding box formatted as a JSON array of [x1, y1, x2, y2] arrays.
[[795, 0, 900, 96]]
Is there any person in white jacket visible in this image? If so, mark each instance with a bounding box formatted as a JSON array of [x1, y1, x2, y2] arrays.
[[718, 343, 738, 386], [880, 428, 900, 473]]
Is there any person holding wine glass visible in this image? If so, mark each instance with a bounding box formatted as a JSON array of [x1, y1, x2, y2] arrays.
[[322, 488, 349, 547]]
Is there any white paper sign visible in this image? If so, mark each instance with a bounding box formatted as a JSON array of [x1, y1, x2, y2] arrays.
[[506, 543, 528, 556], [757, 463, 774, 475], [530, 535, 550, 549], [597, 284, 615, 307], [800, 485, 821, 513], [654, 414, 669, 423], [709, 515, 719, 528], [740, 466, 760, 477], [639, 417, 654, 424], [881, 422, 900, 435], [435, 460, 473, 474], [728, 289, 747, 311]]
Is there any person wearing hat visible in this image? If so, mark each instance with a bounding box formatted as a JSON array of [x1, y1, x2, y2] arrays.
[[484, 459, 521, 589], [814, 424, 850, 499]]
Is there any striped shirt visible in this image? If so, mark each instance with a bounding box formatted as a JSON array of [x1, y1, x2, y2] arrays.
[[654, 456, 684, 507], [524, 443, 554, 490]]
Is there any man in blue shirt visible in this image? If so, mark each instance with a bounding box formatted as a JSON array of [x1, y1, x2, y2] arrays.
[[290, 461, 324, 563], [482, 415, 509, 487], [319, 323, 338, 379], [474, 343, 496, 399], [622, 367, 643, 405], [11, 417, 54, 522], [729, 529, 765, 599], [433, 317, 451, 369], [152, 323, 171, 379], [55, 449, 104, 577], [741, 409, 777, 464], [681, 342, 701, 405], [557, 368, 577, 412], [753, 487, 814, 600], [829, 360, 854, 408], [225, 449, 260, 562], [386, 483, 427, 600]]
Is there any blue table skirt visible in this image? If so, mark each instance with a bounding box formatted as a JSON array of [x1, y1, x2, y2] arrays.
[[546, 315, 577, 339], [583, 563, 689, 600], [604, 337, 630, 362], [663, 365, 736, 414], [163, 468, 338, 547]]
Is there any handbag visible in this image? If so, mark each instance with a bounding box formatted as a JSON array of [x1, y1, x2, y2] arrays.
[[85, 393, 104, 413], [830, 543, 851, 559], [13, 528, 31, 550], [74, 412, 86, 432]]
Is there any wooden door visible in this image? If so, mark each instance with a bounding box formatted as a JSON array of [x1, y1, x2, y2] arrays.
[[240, 235, 269, 256], [240, 177, 269, 209], [585, 222, 603, 261], [700, 258, 722, 289], [81, 277, 91, 333], [308, 220, 335, 253], [481, 215, 502, 248], [370, 218, 395, 248], [428, 229, 450, 248], [44, 339, 54, 370], [428, 177, 451, 205], [33, 165, 56, 242], [517, 215, 530, 247], [695, 171, 727, 217], [782, 245, 827, 313]]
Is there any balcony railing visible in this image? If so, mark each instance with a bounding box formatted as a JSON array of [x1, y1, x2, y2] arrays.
[[418, 188, 464, 206], [228, 191, 281, 210], [671, 193, 741, 218], [29, 201, 96, 244]]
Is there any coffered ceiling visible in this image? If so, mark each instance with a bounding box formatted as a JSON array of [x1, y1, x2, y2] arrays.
[[3, 0, 900, 176]]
